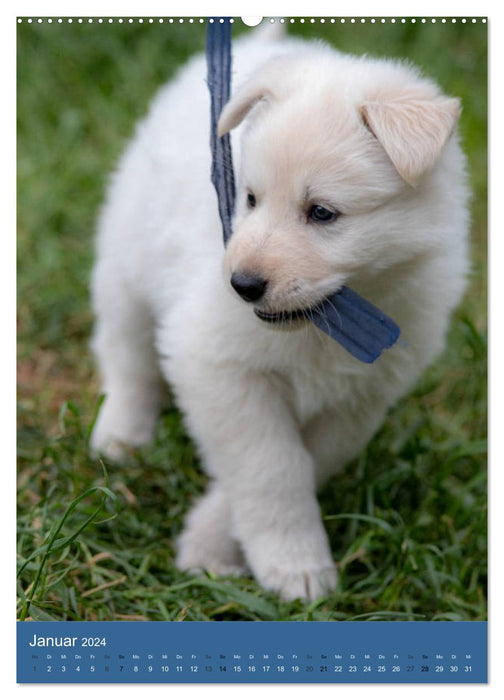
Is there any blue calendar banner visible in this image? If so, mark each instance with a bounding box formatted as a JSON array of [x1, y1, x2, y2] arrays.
[[17, 620, 487, 683]]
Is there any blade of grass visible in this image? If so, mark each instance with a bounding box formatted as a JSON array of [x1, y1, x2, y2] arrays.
[[18, 485, 118, 620]]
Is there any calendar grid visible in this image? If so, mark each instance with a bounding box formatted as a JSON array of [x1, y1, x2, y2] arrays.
[[17, 621, 487, 683]]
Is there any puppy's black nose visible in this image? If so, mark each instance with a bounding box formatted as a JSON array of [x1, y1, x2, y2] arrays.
[[230, 272, 268, 303]]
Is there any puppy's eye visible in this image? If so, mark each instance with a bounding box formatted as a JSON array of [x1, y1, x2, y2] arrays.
[[247, 193, 256, 209], [309, 205, 340, 224]]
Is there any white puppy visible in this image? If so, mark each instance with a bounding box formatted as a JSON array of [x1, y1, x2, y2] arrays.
[[90, 28, 469, 601]]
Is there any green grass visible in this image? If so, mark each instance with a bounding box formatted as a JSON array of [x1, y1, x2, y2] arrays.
[[17, 18, 487, 622]]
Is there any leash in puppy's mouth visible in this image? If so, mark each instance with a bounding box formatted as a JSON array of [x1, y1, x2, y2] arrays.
[[254, 286, 400, 363], [206, 19, 401, 364]]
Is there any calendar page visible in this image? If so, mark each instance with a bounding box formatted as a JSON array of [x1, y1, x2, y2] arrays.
[[16, 14, 487, 685]]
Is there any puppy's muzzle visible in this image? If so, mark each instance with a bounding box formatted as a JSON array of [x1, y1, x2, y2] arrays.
[[230, 271, 268, 303]]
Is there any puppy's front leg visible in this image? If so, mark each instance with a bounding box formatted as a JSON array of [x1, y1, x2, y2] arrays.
[[175, 366, 337, 601]]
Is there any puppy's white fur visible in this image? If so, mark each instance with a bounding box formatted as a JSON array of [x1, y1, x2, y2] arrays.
[[90, 28, 469, 601]]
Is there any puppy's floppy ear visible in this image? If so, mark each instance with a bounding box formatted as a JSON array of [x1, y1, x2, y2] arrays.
[[217, 57, 292, 136], [217, 81, 272, 136], [360, 91, 461, 186]]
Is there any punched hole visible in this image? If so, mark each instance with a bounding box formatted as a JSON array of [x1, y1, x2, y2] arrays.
[[241, 16, 263, 27]]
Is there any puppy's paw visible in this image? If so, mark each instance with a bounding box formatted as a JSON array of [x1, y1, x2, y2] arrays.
[[90, 423, 133, 462], [175, 486, 249, 577], [89, 421, 129, 462], [244, 529, 337, 601], [176, 528, 248, 577], [89, 435, 129, 463], [90, 400, 156, 462], [258, 562, 337, 601]]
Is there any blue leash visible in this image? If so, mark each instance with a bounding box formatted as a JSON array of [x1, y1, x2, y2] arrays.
[[206, 20, 400, 363], [207, 19, 235, 245]]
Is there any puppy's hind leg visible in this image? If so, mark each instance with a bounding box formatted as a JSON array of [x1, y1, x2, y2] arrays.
[[176, 482, 248, 577], [90, 262, 164, 461]]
